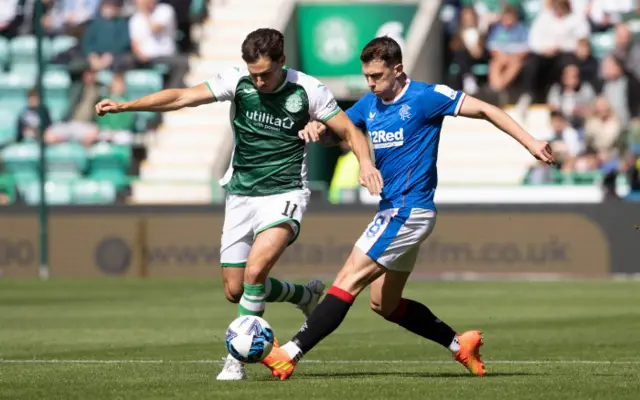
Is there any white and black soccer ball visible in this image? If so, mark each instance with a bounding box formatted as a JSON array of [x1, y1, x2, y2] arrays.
[[225, 316, 275, 363]]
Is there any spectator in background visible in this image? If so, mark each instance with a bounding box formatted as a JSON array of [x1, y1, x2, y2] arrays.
[[460, 0, 520, 34], [574, 38, 600, 90], [160, 0, 193, 53], [129, 0, 189, 89], [82, 0, 132, 73], [601, 54, 640, 128], [584, 96, 623, 169], [45, 120, 99, 147], [486, 5, 528, 102], [448, 7, 486, 95], [586, 0, 635, 32], [42, 0, 101, 37], [17, 88, 52, 142], [548, 110, 584, 172], [0, 0, 21, 38], [547, 64, 596, 129], [96, 73, 134, 144], [517, 0, 590, 116], [611, 23, 640, 81]]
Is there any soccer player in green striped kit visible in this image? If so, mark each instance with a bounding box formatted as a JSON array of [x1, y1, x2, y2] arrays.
[[96, 28, 383, 380]]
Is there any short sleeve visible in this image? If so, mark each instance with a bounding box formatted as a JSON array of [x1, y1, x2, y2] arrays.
[[203, 67, 244, 103], [128, 15, 142, 41], [345, 96, 369, 131], [421, 84, 467, 119], [156, 4, 176, 28], [308, 83, 341, 122]]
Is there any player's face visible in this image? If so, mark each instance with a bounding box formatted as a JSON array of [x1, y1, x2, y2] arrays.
[[246, 56, 286, 93], [362, 59, 403, 99]]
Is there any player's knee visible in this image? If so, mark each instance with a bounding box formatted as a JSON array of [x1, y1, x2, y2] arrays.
[[224, 283, 243, 303], [369, 298, 394, 318], [244, 264, 269, 284]]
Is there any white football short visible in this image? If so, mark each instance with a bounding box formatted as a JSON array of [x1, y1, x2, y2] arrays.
[[220, 189, 310, 267], [355, 208, 436, 272]]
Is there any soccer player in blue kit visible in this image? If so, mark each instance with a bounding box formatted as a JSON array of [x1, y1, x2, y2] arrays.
[[261, 37, 555, 380]]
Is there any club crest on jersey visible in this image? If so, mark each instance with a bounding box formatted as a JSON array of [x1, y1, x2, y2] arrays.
[[399, 104, 412, 121], [369, 128, 404, 149], [285, 94, 303, 113]]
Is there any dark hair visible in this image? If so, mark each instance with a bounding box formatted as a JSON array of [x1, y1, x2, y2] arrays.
[[241, 28, 285, 63], [502, 4, 519, 16], [28, 88, 39, 98], [550, 110, 565, 120], [360, 36, 403, 66]]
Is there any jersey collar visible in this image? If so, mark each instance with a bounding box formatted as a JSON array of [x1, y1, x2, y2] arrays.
[[381, 78, 411, 105]]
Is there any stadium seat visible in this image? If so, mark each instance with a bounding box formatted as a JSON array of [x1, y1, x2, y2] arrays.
[[521, 0, 542, 23], [88, 143, 132, 189], [591, 30, 615, 59], [43, 70, 72, 122], [45, 142, 88, 181], [125, 69, 163, 99], [0, 173, 16, 204], [0, 36, 9, 70], [9, 35, 52, 75], [72, 179, 117, 204], [0, 72, 33, 109], [19, 180, 72, 205], [96, 69, 114, 86], [1, 142, 40, 185], [0, 109, 18, 147], [51, 35, 78, 59]]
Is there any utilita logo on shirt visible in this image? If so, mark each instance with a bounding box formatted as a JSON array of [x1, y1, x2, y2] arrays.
[[245, 111, 294, 131], [369, 128, 404, 149]]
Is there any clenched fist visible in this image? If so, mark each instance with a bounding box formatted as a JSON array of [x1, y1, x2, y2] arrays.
[[95, 99, 122, 117]]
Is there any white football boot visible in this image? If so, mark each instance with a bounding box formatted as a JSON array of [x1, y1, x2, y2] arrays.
[[296, 279, 326, 323], [216, 354, 246, 381]]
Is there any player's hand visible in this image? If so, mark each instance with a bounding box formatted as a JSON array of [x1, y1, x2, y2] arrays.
[[527, 139, 554, 165], [359, 161, 384, 196], [298, 120, 327, 143], [95, 99, 121, 117]]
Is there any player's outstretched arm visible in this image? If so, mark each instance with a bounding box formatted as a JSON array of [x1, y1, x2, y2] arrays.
[[324, 111, 384, 195], [458, 95, 555, 164], [95, 83, 215, 116]]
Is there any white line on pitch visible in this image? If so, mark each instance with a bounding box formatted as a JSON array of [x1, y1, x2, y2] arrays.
[[0, 359, 639, 365]]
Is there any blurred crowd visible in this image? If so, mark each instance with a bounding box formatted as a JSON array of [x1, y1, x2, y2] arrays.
[[0, 0, 206, 205], [441, 0, 640, 195], [1, 0, 197, 149]]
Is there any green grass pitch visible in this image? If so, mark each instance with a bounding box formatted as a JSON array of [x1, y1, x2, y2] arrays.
[[1, 278, 640, 399]]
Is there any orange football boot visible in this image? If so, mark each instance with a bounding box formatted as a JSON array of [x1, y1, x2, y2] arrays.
[[453, 330, 485, 376]]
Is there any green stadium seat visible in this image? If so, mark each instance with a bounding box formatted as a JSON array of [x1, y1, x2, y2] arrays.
[[9, 35, 52, 74], [0, 173, 16, 204], [521, 0, 542, 23], [0, 109, 18, 147], [19, 180, 72, 205], [591, 30, 615, 59], [125, 69, 163, 99], [1, 142, 40, 185], [45, 142, 88, 181], [88, 143, 131, 189], [51, 35, 78, 58], [43, 70, 71, 122], [96, 69, 114, 86], [0, 36, 9, 70], [0, 72, 33, 109], [72, 179, 117, 204]]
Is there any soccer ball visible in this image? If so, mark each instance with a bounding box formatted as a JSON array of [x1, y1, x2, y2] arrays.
[[225, 316, 275, 363]]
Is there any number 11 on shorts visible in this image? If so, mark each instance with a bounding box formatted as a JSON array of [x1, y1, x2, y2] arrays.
[[282, 201, 298, 218]]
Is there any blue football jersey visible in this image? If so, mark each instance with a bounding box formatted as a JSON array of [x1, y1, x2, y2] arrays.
[[346, 80, 466, 211]]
